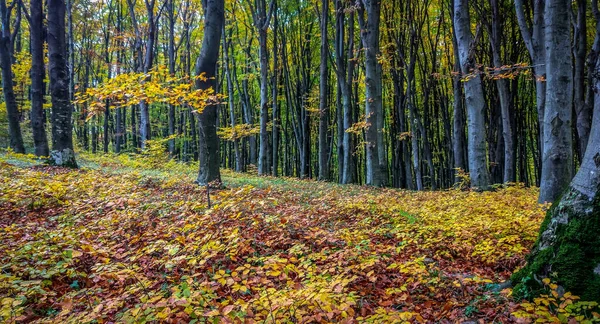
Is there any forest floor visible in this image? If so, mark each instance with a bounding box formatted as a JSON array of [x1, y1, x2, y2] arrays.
[[0, 151, 596, 323]]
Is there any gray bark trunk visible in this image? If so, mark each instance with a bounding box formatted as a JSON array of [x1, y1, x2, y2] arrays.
[[512, 57, 600, 300], [453, 0, 490, 189], [223, 25, 241, 172], [539, 0, 573, 203]]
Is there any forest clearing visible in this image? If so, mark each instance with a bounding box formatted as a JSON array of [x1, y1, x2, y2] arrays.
[[0, 151, 597, 323]]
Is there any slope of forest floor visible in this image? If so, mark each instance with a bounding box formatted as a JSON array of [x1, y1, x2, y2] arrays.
[[0, 151, 598, 323]]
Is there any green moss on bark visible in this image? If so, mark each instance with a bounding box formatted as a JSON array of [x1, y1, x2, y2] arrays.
[[512, 187, 600, 302]]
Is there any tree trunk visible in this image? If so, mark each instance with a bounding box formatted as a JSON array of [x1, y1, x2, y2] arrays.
[[538, 0, 573, 203], [453, 0, 490, 189], [272, 9, 279, 176], [512, 54, 600, 301], [223, 24, 241, 172], [491, 0, 515, 183], [48, 0, 77, 167], [358, 0, 386, 187], [514, 0, 545, 175], [0, 0, 25, 153], [318, 0, 329, 181], [167, 0, 176, 155], [30, 0, 49, 156], [194, 0, 224, 186]]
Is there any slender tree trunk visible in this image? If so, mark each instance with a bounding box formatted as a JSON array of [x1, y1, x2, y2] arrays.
[[515, 0, 545, 172], [223, 25, 241, 172], [491, 0, 515, 183], [574, 0, 591, 158], [167, 0, 176, 155], [48, 0, 77, 167], [272, 9, 279, 176], [195, 0, 224, 185], [318, 0, 329, 181], [0, 0, 24, 153], [30, 0, 49, 156], [253, 0, 274, 175], [453, 0, 490, 189]]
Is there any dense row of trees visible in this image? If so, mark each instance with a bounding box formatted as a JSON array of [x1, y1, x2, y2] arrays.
[[0, 0, 598, 196]]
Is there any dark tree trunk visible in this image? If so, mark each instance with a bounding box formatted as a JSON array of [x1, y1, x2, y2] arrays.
[[48, 0, 77, 167], [272, 9, 279, 176], [167, 0, 176, 155], [194, 0, 224, 186], [358, 0, 386, 186], [573, 0, 588, 159], [515, 0, 545, 173], [0, 0, 24, 153], [318, 0, 330, 181], [30, 0, 49, 156], [491, 0, 515, 183]]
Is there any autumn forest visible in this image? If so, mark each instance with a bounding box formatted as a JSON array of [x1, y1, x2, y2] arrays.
[[1, 0, 600, 322]]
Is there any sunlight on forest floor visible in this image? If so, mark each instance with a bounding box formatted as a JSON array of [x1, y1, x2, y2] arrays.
[[0, 152, 598, 323]]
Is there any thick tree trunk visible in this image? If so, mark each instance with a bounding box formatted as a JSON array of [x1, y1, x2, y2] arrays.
[[358, 0, 386, 187], [512, 62, 600, 300], [453, 0, 490, 189], [194, 0, 224, 186], [538, 0, 573, 203], [0, 0, 24, 153], [48, 0, 77, 167], [30, 0, 49, 156], [574, 0, 589, 159]]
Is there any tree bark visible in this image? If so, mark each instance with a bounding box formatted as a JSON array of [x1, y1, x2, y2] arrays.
[[453, 0, 490, 189], [491, 0, 515, 183], [512, 52, 600, 301], [29, 0, 49, 156], [48, 0, 77, 167], [194, 0, 224, 186], [223, 24, 241, 172], [272, 8, 279, 176], [358, 0, 386, 187], [0, 0, 25, 153], [538, 0, 573, 203], [318, 0, 330, 181]]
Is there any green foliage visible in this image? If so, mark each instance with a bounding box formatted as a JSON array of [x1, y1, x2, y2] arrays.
[[512, 188, 600, 302]]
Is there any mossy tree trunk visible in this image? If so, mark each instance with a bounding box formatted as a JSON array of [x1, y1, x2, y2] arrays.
[[512, 15, 600, 299]]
